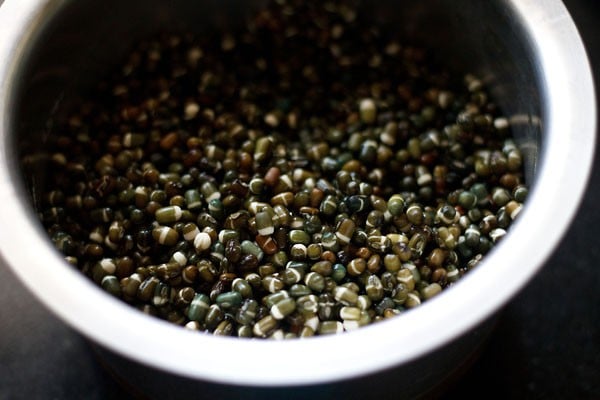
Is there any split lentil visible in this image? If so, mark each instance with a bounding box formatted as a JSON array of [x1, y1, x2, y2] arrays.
[[25, 0, 528, 339]]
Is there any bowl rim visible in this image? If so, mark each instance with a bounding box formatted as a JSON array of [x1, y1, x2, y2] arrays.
[[0, 0, 595, 386]]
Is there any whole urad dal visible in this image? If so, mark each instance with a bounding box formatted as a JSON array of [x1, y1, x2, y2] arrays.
[[25, 0, 527, 338]]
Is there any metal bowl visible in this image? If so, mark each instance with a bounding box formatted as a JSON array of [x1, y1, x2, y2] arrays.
[[0, 0, 594, 397]]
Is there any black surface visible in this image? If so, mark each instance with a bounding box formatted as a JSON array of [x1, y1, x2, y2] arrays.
[[1, 0, 599, 399]]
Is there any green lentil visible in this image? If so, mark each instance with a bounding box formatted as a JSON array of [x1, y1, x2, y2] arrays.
[[392, 283, 409, 305], [182, 223, 200, 241], [406, 204, 424, 225], [120, 273, 142, 299], [311, 260, 332, 276], [236, 299, 259, 326], [214, 320, 234, 336], [253, 315, 278, 338], [489, 228, 507, 243], [155, 205, 183, 224], [216, 291, 243, 310], [446, 265, 460, 283], [30, 0, 528, 339], [296, 295, 319, 315], [270, 297, 296, 320], [357, 295, 372, 311], [318, 320, 344, 335], [280, 268, 304, 286], [92, 258, 116, 284], [319, 195, 338, 217], [359, 98, 377, 125], [339, 306, 361, 321], [152, 226, 179, 246], [513, 185, 528, 203], [505, 200, 523, 220], [193, 232, 212, 252], [405, 291, 422, 308], [289, 283, 311, 298], [366, 275, 385, 301], [492, 187, 511, 207], [289, 244, 307, 260], [421, 283, 443, 300], [383, 254, 401, 273], [152, 281, 170, 306], [396, 269, 416, 291], [304, 272, 326, 292], [437, 205, 458, 225], [218, 229, 239, 244], [262, 276, 285, 293], [367, 235, 391, 253], [204, 304, 224, 330], [240, 240, 264, 262], [303, 314, 319, 333], [200, 181, 220, 203], [263, 291, 290, 309], [387, 194, 405, 217], [208, 199, 225, 220], [232, 278, 253, 298], [335, 218, 355, 245], [255, 210, 275, 236], [333, 286, 358, 306], [306, 243, 323, 260], [347, 258, 367, 276], [320, 231, 338, 251], [101, 275, 121, 297], [331, 264, 347, 283], [288, 229, 311, 246], [184, 321, 201, 331], [187, 293, 210, 322], [374, 297, 396, 316]]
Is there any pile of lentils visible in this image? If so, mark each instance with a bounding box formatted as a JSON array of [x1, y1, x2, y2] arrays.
[[26, 0, 528, 338]]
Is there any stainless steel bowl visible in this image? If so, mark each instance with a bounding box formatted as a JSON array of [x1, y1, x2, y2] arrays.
[[0, 0, 594, 397]]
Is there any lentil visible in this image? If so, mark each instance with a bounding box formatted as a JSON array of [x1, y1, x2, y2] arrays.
[[28, 0, 528, 339]]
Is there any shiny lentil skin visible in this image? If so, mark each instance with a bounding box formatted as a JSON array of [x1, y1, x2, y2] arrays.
[[28, 0, 528, 338]]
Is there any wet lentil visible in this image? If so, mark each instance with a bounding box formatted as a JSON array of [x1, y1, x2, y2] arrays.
[[28, 0, 528, 339]]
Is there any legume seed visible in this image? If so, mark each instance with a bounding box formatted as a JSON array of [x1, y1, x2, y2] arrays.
[[155, 205, 183, 224], [253, 315, 278, 337], [255, 210, 275, 236], [288, 229, 311, 246], [489, 228, 507, 243], [333, 286, 358, 306], [262, 276, 285, 293], [216, 291, 243, 310], [152, 226, 179, 246], [331, 263, 347, 282], [101, 275, 121, 297], [359, 98, 377, 124], [366, 274, 384, 301], [241, 240, 264, 262], [421, 283, 442, 300], [187, 293, 210, 322], [193, 232, 212, 252], [214, 320, 234, 336], [347, 258, 367, 276], [304, 272, 325, 292], [318, 320, 344, 335], [204, 304, 224, 329], [270, 297, 296, 320], [405, 291, 422, 308], [335, 218, 355, 245]]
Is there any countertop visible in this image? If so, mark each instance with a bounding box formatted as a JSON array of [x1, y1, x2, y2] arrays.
[[1, 0, 599, 398]]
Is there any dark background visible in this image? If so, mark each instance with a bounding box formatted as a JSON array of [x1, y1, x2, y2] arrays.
[[1, 0, 599, 398]]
